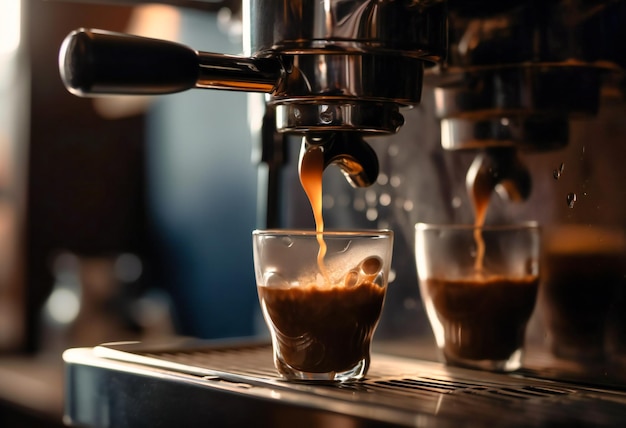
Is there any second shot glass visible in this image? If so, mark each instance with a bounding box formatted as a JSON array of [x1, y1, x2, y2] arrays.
[[415, 222, 541, 372]]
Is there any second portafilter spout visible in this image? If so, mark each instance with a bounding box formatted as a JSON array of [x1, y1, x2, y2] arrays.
[[466, 148, 532, 206]]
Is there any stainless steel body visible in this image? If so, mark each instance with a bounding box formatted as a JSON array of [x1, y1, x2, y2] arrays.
[[244, 0, 446, 134], [63, 339, 626, 427]]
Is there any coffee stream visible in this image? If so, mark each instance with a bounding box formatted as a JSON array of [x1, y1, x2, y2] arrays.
[[299, 142, 491, 279], [298, 144, 330, 282], [300, 144, 495, 278], [298, 144, 384, 286], [470, 176, 490, 275], [299, 143, 493, 280], [466, 155, 503, 274]]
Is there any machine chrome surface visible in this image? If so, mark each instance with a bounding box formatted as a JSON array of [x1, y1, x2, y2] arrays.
[[63, 339, 626, 427], [244, 0, 446, 59]]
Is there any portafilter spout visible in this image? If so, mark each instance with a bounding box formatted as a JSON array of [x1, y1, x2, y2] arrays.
[[466, 148, 532, 204], [300, 133, 380, 189]]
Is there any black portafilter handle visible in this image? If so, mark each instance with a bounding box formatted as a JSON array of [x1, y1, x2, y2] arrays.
[[59, 28, 284, 96]]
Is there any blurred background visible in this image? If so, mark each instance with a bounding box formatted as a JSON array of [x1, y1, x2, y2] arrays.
[[0, 1, 260, 426]]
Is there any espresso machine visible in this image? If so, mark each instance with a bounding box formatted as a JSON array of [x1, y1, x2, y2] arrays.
[[57, 1, 626, 426]]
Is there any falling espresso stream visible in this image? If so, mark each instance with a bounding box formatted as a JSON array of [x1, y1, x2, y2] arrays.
[[298, 145, 330, 282], [468, 165, 492, 275]]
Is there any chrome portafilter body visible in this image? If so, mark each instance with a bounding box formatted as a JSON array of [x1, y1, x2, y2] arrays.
[[244, 0, 446, 134]]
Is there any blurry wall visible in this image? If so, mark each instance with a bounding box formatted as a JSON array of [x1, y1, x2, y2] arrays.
[[22, 1, 260, 351], [144, 8, 260, 339], [24, 0, 146, 353]]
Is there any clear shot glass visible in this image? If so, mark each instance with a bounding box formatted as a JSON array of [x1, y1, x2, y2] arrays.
[[253, 229, 393, 382], [415, 223, 540, 372]]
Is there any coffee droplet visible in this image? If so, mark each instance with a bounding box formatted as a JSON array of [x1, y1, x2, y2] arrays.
[[567, 192, 577, 208], [342, 257, 384, 288], [280, 237, 294, 248], [344, 270, 360, 288], [360, 256, 382, 276], [263, 272, 289, 289], [553, 163, 565, 180]]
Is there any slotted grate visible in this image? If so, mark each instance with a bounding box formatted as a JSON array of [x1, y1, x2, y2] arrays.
[[143, 345, 279, 379], [366, 377, 571, 398]]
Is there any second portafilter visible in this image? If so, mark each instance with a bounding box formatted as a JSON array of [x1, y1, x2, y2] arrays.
[[427, 0, 626, 203]]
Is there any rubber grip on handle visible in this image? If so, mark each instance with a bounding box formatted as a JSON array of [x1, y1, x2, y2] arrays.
[[59, 28, 199, 96]]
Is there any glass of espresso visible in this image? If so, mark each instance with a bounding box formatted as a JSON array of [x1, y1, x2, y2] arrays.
[[415, 223, 540, 372], [253, 229, 393, 382]]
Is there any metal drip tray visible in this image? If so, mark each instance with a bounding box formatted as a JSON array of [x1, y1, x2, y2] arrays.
[[63, 338, 626, 427]]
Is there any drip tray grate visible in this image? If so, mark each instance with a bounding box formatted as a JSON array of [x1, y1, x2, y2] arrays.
[[82, 339, 626, 427]]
